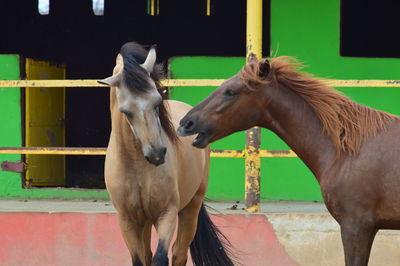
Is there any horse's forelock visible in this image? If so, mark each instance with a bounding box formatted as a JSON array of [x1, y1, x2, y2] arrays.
[[118, 42, 178, 143]]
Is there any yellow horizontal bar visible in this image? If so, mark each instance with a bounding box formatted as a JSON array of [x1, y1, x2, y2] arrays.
[[211, 149, 245, 158], [162, 79, 225, 87], [1, 79, 400, 88], [0, 79, 226, 87], [0, 80, 106, 88], [0, 147, 298, 157], [260, 150, 298, 157], [0, 147, 107, 155], [327, 80, 400, 87]]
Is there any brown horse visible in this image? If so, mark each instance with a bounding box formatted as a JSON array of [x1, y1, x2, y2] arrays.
[[99, 42, 234, 266], [178, 56, 400, 266]]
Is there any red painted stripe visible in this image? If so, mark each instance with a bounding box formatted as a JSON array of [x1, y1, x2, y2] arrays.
[[0, 213, 297, 266], [212, 214, 298, 266]]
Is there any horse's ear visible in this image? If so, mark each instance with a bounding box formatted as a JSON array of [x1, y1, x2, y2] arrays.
[[259, 59, 270, 78], [98, 73, 121, 86], [140, 45, 157, 73]]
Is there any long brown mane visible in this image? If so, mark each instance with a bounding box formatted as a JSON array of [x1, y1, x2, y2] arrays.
[[119, 42, 178, 143], [240, 56, 399, 156]]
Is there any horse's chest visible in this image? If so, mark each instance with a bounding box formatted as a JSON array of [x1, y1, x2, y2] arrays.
[[111, 173, 176, 219]]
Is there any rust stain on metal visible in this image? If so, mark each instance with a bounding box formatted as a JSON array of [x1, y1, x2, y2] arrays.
[[386, 80, 400, 85], [245, 126, 261, 212], [247, 52, 257, 63], [268, 150, 290, 155], [1, 161, 26, 173]]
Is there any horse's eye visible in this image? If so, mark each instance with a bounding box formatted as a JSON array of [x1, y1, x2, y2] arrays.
[[224, 89, 236, 97], [120, 109, 133, 118]]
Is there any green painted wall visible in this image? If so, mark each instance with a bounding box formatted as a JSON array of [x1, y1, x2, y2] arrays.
[[0, 55, 109, 199], [170, 0, 400, 201]]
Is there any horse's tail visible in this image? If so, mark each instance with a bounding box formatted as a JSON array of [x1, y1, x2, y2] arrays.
[[190, 203, 235, 266]]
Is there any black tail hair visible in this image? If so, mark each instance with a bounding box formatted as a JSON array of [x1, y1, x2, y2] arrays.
[[190, 203, 235, 266]]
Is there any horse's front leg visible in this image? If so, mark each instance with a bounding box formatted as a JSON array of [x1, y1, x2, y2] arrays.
[[117, 213, 147, 266], [143, 222, 153, 266], [152, 207, 178, 266], [340, 218, 378, 266], [172, 192, 203, 266]]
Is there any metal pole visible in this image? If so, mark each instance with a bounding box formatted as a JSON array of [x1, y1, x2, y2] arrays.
[[245, 0, 262, 213]]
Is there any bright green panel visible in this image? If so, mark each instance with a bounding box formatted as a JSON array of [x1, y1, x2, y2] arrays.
[[169, 57, 247, 200], [261, 158, 322, 201], [206, 158, 245, 200], [169, 57, 246, 150], [168, 56, 245, 108], [0, 55, 23, 198]]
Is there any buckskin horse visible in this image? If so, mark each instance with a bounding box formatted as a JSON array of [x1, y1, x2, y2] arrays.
[[99, 42, 234, 266], [178, 56, 400, 266]]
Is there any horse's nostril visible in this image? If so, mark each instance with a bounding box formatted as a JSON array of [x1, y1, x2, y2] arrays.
[[185, 120, 194, 130]]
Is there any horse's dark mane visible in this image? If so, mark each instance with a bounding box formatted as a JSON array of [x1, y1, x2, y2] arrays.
[[119, 42, 178, 143], [240, 56, 399, 157]]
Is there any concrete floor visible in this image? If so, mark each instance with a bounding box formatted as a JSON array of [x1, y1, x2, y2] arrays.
[[0, 199, 328, 214]]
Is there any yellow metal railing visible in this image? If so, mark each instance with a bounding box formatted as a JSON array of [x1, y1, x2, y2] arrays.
[[2, 79, 400, 88], [0, 147, 299, 158]]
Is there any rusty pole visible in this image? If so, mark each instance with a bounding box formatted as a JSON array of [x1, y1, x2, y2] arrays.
[[245, 0, 262, 213]]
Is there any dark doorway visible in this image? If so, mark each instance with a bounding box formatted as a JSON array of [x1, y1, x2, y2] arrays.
[[341, 0, 400, 58]]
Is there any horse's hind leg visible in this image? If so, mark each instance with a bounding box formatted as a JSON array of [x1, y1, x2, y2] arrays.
[[172, 192, 204, 266], [152, 208, 178, 266], [117, 214, 147, 266], [340, 219, 377, 266]]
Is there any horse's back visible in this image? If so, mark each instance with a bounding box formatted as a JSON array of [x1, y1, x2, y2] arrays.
[[165, 100, 210, 207], [164, 100, 193, 123], [358, 119, 400, 178]]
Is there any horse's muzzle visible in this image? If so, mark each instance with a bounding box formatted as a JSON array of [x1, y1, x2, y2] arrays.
[[178, 120, 213, 149], [144, 146, 167, 166], [177, 116, 197, 137]]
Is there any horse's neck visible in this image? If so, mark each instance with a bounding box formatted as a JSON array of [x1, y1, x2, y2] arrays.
[[260, 83, 337, 180]]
